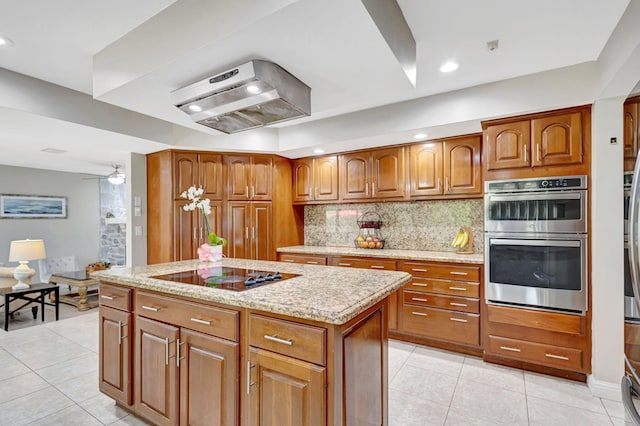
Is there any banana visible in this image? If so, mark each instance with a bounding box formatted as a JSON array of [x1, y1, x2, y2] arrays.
[[451, 229, 464, 247], [458, 230, 469, 248]]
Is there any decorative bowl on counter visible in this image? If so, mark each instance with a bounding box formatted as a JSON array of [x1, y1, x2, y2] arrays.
[[354, 236, 385, 249]]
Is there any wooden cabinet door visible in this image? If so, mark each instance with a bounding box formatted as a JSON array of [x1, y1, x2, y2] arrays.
[[292, 158, 314, 203], [135, 316, 179, 426], [179, 328, 239, 426], [199, 153, 223, 200], [314, 156, 339, 201], [624, 102, 639, 160], [531, 111, 582, 167], [174, 200, 197, 261], [226, 202, 250, 260], [99, 307, 132, 406], [248, 347, 326, 426], [340, 152, 371, 200], [372, 147, 405, 198], [444, 135, 482, 195], [251, 203, 272, 261], [226, 156, 251, 200], [252, 156, 273, 201], [484, 120, 531, 170], [173, 153, 198, 199], [409, 142, 443, 196]]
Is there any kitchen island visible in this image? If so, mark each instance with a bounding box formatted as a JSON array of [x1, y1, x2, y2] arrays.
[[93, 258, 411, 426]]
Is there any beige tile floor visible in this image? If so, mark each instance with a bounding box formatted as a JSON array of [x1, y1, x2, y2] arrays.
[[0, 312, 631, 425]]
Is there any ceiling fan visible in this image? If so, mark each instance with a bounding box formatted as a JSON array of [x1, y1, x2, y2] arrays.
[[84, 164, 126, 185]]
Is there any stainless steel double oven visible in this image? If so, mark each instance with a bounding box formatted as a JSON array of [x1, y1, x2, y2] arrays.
[[484, 175, 588, 314]]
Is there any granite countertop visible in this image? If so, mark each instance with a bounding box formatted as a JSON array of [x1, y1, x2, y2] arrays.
[[277, 245, 484, 264], [92, 258, 411, 325]]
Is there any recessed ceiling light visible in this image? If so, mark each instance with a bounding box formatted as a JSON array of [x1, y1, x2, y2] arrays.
[[313, 149, 325, 154], [246, 84, 262, 94], [440, 61, 459, 73], [413, 133, 428, 139], [0, 34, 14, 47], [41, 148, 67, 154], [188, 104, 202, 112]]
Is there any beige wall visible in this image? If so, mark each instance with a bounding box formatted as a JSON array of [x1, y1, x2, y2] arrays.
[[0, 164, 100, 281]]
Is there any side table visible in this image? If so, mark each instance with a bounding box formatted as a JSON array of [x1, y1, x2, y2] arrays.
[[49, 270, 99, 311], [0, 283, 59, 331]]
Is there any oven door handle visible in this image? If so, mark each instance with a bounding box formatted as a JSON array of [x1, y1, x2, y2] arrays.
[[487, 192, 583, 202], [489, 238, 581, 248], [629, 152, 640, 316]]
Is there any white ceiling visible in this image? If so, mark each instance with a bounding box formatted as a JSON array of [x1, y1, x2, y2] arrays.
[[0, 0, 635, 177]]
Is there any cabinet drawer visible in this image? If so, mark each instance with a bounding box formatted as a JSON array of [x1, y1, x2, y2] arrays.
[[279, 253, 327, 265], [487, 304, 584, 336], [249, 314, 326, 365], [329, 257, 396, 270], [401, 305, 479, 346], [401, 261, 480, 282], [403, 290, 479, 314], [486, 335, 584, 371], [405, 277, 480, 298], [135, 292, 239, 342], [99, 283, 131, 311]]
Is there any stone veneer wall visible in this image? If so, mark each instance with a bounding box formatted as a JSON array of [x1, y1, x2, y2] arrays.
[[99, 180, 126, 265], [304, 199, 484, 253]]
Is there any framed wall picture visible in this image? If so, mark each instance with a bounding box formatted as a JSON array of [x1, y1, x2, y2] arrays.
[[0, 194, 68, 219]]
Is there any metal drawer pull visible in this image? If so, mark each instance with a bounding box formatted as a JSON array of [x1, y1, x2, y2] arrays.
[[411, 311, 428, 317], [412, 283, 428, 287], [164, 337, 170, 365], [371, 266, 385, 269], [101, 295, 116, 300], [117, 321, 122, 345], [499, 346, 521, 353], [142, 305, 160, 312], [176, 339, 185, 367], [411, 268, 428, 272], [190, 317, 212, 326], [411, 297, 428, 302], [338, 263, 352, 267], [449, 287, 467, 291], [545, 353, 569, 361], [450, 271, 468, 276], [450, 317, 468, 323], [450, 302, 468, 307], [264, 335, 293, 346], [247, 361, 255, 395], [283, 259, 294, 262], [307, 261, 319, 264]]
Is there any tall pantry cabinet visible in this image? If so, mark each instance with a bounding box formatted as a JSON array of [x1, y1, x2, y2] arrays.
[[147, 150, 303, 264]]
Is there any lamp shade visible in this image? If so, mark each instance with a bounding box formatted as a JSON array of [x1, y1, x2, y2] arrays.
[[9, 239, 46, 262]]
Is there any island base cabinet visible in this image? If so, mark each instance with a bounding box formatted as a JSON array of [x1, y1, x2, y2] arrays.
[[134, 317, 240, 426], [180, 328, 239, 426], [248, 347, 326, 426], [99, 307, 132, 407], [135, 317, 179, 426]]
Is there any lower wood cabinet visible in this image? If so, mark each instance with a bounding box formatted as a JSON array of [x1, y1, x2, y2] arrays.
[[248, 347, 325, 426], [99, 282, 390, 426], [279, 253, 327, 266]]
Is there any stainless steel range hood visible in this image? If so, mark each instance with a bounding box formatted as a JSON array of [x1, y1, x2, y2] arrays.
[[171, 60, 310, 134]]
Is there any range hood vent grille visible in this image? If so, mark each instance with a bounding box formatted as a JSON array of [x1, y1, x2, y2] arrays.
[[171, 60, 310, 133]]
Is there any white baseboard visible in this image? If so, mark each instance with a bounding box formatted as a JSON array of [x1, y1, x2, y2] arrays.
[[587, 375, 622, 401]]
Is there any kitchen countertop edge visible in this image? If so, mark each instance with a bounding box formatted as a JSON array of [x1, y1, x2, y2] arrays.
[[277, 245, 484, 264]]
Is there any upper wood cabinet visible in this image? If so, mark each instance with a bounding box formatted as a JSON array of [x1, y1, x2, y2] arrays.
[[409, 135, 482, 197], [292, 156, 339, 203], [226, 202, 272, 261], [225, 155, 273, 201], [340, 146, 405, 200], [624, 97, 640, 171], [483, 106, 590, 179], [173, 152, 223, 200]]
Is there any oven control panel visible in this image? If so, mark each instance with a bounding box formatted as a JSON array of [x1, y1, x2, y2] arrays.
[[485, 175, 587, 193]]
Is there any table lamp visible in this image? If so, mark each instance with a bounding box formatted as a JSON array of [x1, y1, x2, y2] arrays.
[[8, 239, 46, 290]]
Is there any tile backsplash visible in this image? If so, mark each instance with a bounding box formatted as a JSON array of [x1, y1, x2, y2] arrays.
[[304, 199, 484, 253]]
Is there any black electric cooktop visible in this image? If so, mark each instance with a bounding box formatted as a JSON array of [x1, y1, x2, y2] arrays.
[[151, 267, 299, 291]]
